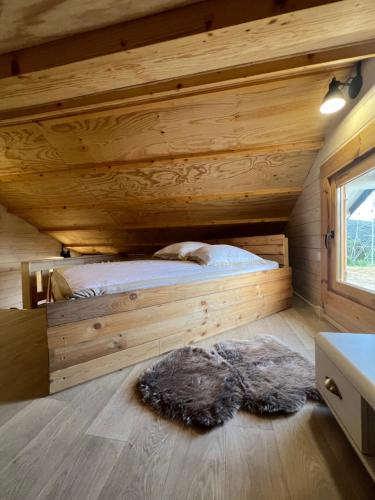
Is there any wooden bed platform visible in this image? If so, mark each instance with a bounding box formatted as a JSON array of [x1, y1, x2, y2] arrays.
[[21, 235, 292, 394]]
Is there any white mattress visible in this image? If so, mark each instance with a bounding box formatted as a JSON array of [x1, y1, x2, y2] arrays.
[[51, 258, 279, 300]]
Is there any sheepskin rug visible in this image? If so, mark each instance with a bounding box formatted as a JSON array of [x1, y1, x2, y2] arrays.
[[215, 336, 321, 414], [137, 335, 320, 428], [138, 346, 243, 427]]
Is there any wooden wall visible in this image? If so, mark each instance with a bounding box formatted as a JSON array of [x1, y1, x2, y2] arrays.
[[286, 153, 322, 305], [0, 204, 60, 309], [286, 58, 375, 308]]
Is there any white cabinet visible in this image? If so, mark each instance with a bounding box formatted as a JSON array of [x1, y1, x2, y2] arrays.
[[315, 333, 375, 481]]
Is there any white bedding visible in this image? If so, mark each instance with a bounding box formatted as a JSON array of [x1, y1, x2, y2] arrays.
[[51, 258, 279, 300]]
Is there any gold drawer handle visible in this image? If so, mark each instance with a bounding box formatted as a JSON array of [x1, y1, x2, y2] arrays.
[[325, 377, 342, 399]]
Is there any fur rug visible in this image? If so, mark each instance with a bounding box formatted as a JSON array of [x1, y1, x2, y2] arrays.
[[138, 346, 243, 427], [215, 336, 321, 414], [137, 335, 321, 428]]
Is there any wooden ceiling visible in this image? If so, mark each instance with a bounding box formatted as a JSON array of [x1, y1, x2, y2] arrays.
[[0, 67, 350, 252], [0, 0, 374, 254], [0, 0, 200, 54]]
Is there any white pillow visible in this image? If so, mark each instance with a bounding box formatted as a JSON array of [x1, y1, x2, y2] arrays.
[[153, 241, 208, 260], [186, 244, 263, 266]]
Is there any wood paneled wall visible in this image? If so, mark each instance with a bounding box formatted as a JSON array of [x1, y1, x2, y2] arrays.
[[286, 156, 322, 305], [0, 204, 60, 309], [286, 58, 375, 308]]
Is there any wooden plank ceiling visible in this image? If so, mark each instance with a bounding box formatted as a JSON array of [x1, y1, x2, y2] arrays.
[[0, 67, 350, 253], [0, 0, 374, 254]]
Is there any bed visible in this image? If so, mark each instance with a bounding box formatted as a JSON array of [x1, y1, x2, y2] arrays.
[[21, 235, 292, 393], [51, 258, 279, 300]]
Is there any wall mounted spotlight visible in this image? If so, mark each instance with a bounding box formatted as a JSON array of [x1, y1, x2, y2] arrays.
[[320, 61, 363, 115]]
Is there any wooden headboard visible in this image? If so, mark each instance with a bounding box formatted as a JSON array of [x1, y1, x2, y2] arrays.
[[21, 234, 288, 309], [207, 234, 289, 267]]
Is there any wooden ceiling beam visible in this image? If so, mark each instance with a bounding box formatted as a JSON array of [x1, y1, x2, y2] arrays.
[[4, 188, 302, 213], [0, 1, 337, 79], [0, 185, 302, 213], [40, 217, 289, 233], [0, 0, 374, 121], [0, 64, 353, 126]]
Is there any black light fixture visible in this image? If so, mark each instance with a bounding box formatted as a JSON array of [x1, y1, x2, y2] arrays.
[[60, 245, 71, 258], [320, 61, 363, 115]]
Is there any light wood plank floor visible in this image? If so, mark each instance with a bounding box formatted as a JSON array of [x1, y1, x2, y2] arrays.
[[0, 297, 374, 500]]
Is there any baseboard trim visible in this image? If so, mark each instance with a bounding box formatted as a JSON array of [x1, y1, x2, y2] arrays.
[[320, 313, 347, 332], [293, 292, 346, 331], [293, 291, 322, 317]]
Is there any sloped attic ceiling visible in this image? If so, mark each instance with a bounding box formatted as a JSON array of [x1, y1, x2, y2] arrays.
[[0, 66, 351, 253], [0, 0, 373, 254]]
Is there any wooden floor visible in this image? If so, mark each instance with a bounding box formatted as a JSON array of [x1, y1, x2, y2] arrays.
[[0, 297, 373, 500]]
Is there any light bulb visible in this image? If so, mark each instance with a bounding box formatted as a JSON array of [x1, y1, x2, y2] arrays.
[[320, 96, 346, 114], [320, 77, 346, 115]]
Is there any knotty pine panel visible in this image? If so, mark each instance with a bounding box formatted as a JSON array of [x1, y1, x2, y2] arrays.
[[0, 123, 67, 176]]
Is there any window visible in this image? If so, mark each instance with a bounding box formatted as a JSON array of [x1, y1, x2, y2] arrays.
[[327, 152, 375, 309], [337, 167, 375, 292]]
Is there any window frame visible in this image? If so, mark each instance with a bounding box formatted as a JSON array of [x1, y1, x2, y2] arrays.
[[326, 151, 375, 311]]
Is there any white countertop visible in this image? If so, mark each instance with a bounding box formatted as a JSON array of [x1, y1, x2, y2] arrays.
[[316, 333, 375, 409]]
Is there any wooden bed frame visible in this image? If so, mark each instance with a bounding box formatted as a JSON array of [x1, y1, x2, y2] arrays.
[[21, 235, 292, 394]]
